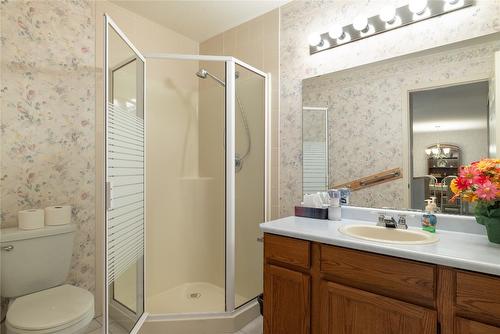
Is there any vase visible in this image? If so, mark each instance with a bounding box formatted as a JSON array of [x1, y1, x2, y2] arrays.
[[476, 215, 500, 244]]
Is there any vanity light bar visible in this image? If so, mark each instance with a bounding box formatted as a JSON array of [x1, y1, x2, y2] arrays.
[[309, 0, 473, 55]]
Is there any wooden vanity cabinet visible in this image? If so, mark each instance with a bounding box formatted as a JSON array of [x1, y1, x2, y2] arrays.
[[263, 233, 500, 334], [264, 265, 310, 334], [263, 234, 311, 334]]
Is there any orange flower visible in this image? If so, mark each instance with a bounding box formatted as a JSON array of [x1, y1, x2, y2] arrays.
[[450, 178, 460, 195], [462, 192, 478, 203], [476, 159, 500, 172]]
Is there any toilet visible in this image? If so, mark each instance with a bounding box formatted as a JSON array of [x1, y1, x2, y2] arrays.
[[1, 224, 94, 334]]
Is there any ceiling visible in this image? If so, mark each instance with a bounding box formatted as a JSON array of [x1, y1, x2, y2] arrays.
[[411, 81, 489, 133], [111, 0, 288, 42]]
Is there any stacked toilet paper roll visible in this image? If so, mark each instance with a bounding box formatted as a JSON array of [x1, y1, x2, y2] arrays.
[[44, 205, 72, 226], [18, 209, 44, 230]]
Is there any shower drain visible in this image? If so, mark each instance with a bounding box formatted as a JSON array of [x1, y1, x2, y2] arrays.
[[187, 292, 202, 299]]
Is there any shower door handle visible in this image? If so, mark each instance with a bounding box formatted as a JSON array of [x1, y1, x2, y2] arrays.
[[2, 245, 14, 252]]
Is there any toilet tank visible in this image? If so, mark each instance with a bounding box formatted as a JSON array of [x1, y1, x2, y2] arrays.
[[1, 224, 76, 298]]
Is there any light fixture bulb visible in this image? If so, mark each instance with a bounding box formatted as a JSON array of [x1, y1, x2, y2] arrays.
[[308, 33, 323, 47], [444, 0, 464, 10], [353, 15, 369, 32], [425, 149, 432, 155], [379, 5, 397, 23], [443, 148, 451, 155], [409, 0, 428, 15], [431, 147, 439, 155], [328, 24, 344, 40]]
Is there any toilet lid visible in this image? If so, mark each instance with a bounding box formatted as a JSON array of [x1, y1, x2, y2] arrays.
[[7, 285, 94, 331]]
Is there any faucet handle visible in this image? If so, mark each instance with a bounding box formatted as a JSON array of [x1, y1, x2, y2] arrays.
[[397, 214, 408, 229], [376, 213, 386, 226]]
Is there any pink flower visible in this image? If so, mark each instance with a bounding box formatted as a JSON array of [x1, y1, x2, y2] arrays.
[[459, 165, 482, 186], [475, 181, 499, 201]]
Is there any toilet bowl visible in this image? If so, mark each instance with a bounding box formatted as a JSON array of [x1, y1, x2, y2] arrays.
[[1, 224, 94, 334], [5, 285, 94, 334]]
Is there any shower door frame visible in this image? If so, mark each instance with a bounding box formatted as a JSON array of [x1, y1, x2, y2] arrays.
[[144, 53, 271, 315], [104, 14, 148, 334]]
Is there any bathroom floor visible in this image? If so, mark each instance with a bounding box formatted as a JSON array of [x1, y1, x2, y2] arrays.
[[85, 315, 263, 334], [86, 316, 129, 334]]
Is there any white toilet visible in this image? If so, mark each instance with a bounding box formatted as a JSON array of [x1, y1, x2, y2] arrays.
[[1, 224, 94, 334]]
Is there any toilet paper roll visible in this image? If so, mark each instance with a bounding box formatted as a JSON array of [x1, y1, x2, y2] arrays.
[[44, 205, 72, 226], [18, 209, 44, 230]]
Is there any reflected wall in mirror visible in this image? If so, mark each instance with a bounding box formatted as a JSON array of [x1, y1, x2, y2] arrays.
[[410, 82, 490, 215], [302, 107, 328, 195], [302, 33, 500, 215]]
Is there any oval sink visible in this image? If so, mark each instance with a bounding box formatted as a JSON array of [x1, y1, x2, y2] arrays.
[[339, 225, 439, 245]]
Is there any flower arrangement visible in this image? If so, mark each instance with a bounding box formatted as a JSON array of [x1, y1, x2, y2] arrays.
[[450, 158, 500, 243]]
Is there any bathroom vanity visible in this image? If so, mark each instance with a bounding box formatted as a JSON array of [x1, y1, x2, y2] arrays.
[[260, 215, 500, 334]]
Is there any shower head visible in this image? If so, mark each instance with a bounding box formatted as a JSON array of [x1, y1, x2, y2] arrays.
[[195, 69, 208, 79], [195, 68, 225, 87], [195, 68, 240, 87]]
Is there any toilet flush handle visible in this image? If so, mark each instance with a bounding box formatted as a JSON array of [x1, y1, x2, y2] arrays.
[[2, 245, 14, 252]]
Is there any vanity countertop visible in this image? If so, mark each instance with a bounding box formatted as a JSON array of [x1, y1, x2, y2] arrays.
[[260, 216, 500, 276]]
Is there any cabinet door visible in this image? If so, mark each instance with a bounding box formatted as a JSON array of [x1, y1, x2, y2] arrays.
[[264, 264, 310, 334], [320, 281, 437, 334], [455, 317, 500, 334]]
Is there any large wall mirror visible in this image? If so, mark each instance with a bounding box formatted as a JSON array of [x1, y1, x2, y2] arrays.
[[302, 33, 500, 216]]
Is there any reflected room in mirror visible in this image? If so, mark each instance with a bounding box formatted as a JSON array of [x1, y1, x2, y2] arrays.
[[410, 82, 490, 215], [301, 33, 500, 216], [302, 107, 329, 195]]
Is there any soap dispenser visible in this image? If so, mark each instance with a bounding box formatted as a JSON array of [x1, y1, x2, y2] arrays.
[[422, 199, 437, 233]]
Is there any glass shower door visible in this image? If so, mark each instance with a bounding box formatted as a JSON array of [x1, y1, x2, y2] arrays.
[[105, 15, 145, 333], [234, 62, 267, 308]]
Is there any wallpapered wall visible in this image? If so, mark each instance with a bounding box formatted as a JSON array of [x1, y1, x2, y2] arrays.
[[279, 0, 500, 216], [0, 0, 96, 292], [302, 38, 500, 209]]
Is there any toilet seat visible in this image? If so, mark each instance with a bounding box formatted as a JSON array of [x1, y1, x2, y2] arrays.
[[6, 285, 94, 334]]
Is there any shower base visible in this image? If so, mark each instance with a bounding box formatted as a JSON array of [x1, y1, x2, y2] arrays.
[[148, 282, 247, 314], [142, 282, 259, 333]]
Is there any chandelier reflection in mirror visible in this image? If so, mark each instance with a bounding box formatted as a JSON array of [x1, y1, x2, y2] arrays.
[[308, 0, 473, 55], [425, 126, 452, 160], [425, 144, 451, 159]]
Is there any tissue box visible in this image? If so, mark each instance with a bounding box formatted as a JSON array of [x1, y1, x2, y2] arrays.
[[294, 206, 328, 220]]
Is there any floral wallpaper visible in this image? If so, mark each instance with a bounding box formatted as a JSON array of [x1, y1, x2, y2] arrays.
[[280, 0, 500, 216], [302, 39, 500, 209], [1, 0, 96, 293]]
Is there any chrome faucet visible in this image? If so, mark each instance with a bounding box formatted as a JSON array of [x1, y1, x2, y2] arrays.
[[377, 213, 408, 229]]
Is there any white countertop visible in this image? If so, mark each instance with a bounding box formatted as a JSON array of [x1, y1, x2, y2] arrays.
[[260, 216, 500, 276]]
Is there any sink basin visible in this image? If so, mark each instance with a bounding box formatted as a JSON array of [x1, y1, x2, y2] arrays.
[[339, 225, 439, 245]]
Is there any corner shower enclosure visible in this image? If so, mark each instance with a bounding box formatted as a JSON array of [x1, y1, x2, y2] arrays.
[[104, 15, 270, 333]]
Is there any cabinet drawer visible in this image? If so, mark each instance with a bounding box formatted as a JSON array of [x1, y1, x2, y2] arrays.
[[320, 245, 436, 307], [264, 234, 310, 269], [455, 317, 500, 334], [456, 271, 500, 326]]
